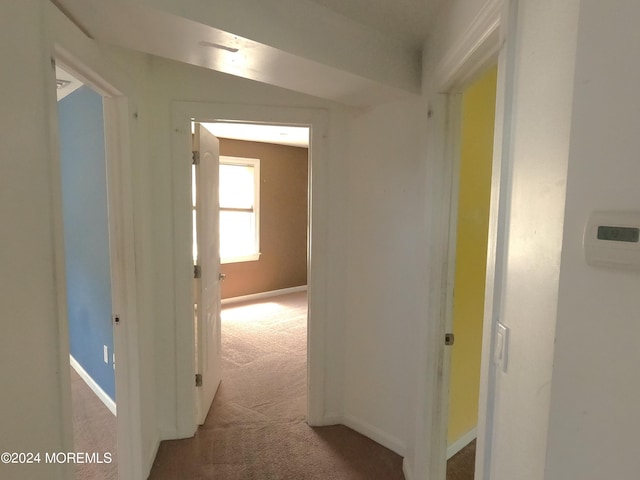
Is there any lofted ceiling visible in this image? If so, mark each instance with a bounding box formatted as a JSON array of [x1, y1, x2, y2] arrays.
[[202, 123, 310, 148], [53, 63, 308, 146], [53, 63, 304, 147], [51, 0, 443, 106], [307, 0, 443, 48]]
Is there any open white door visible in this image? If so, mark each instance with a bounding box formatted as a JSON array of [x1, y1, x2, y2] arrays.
[[193, 123, 222, 425]]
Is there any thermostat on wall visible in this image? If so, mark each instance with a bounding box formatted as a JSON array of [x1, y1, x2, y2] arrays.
[[584, 211, 640, 270]]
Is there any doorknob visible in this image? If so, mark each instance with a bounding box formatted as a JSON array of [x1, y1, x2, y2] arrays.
[[219, 273, 226, 281]]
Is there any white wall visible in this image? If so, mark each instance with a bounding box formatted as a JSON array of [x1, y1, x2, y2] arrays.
[[415, 0, 582, 478], [342, 98, 427, 455], [7, 2, 596, 479], [45, 2, 434, 478], [142, 55, 354, 437], [485, 2, 579, 477], [0, 4, 357, 474], [546, 1, 640, 478], [0, 2, 70, 479], [139, 0, 421, 93], [141, 52, 434, 463], [1, 3, 159, 477], [426, 0, 493, 65]]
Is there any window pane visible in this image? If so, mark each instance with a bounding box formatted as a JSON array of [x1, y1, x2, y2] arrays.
[[220, 211, 256, 259], [219, 164, 254, 209]]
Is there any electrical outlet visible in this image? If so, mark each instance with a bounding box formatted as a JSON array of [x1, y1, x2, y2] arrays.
[[112, 353, 115, 370], [104, 345, 108, 364]]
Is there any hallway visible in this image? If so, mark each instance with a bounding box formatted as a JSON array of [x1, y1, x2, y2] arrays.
[[149, 291, 404, 479]]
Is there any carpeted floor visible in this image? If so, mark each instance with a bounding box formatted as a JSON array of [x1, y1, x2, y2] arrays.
[[149, 291, 405, 479], [446, 440, 476, 480], [70, 367, 118, 479]]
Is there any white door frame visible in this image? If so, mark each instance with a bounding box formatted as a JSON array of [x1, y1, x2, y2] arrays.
[[51, 51, 144, 480], [422, 0, 520, 479], [171, 102, 329, 436]]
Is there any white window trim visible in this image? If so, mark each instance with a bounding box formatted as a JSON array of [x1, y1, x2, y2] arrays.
[[219, 155, 260, 264], [221, 252, 261, 264]]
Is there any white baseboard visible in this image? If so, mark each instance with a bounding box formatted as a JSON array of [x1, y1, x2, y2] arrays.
[[447, 427, 477, 459], [221, 285, 307, 306], [319, 412, 407, 458], [319, 412, 342, 426], [144, 436, 161, 479], [69, 355, 117, 416], [403, 458, 414, 480], [158, 425, 197, 441], [342, 413, 406, 457]]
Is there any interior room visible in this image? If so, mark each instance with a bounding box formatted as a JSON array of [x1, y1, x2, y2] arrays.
[[56, 66, 119, 479], [4, 1, 640, 480]]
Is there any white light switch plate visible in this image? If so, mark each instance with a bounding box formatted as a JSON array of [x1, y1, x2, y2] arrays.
[[104, 345, 109, 364], [494, 322, 509, 373]]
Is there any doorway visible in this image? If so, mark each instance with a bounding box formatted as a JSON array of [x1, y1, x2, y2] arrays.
[[52, 54, 143, 479], [171, 102, 328, 435], [208, 122, 310, 304], [56, 65, 118, 479], [418, 4, 519, 479], [191, 120, 311, 425], [445, 66, 498, 480], [215, 123, 310, 433]]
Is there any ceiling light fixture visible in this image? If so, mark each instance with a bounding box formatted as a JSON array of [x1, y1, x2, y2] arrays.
[[198, 40, 239, 53], [56, 79, 71, 89]]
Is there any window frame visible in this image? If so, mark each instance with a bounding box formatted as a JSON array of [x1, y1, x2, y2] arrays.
[[219, 155, 261, 264]]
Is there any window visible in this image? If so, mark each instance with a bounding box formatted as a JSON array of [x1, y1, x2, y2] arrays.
[[219, 156, 260, 263]]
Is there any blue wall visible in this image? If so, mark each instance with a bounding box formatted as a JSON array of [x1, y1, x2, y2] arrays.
[[58, 86, 115, 401]]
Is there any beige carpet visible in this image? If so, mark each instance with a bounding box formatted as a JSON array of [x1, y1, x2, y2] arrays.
[[149, 291, 405, 479], [70, 367, 118, 479], [446, 440, 476, 480]]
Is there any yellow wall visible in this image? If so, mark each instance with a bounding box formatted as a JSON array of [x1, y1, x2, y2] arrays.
[[447, 66, 497, 445]]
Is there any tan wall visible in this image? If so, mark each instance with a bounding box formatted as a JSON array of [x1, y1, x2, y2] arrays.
[[219, 138, 308, 298]]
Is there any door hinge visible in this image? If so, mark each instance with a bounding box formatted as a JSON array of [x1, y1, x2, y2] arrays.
[[445, 333, 455, 346], [194, 265, 201, 279], [195, 373, 202, 387], [192, 150, 200, 165]]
